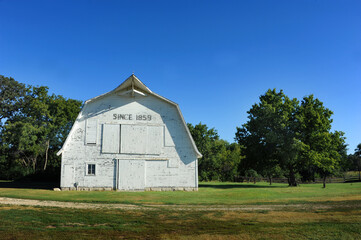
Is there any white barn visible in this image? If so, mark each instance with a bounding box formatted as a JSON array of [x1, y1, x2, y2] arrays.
[[57, 74, 201, 191]]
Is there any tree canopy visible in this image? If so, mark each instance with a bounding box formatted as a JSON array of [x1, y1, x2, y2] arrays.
[[0, 75, 82, 180], [187, 123, 244, 182], [235, 89, 347, 187]]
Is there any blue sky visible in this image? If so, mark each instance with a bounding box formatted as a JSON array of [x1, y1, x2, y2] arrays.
[[0, 0, 360, 153]]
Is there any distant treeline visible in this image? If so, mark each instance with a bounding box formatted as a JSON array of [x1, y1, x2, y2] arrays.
[[0, 75, 360, 186]]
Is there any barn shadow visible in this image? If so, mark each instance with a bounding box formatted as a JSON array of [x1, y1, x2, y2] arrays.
[[199, 183, 287, 189], [0, 180, 59, 190]]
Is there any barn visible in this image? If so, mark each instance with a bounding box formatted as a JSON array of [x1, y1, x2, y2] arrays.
[[57, 74, 202, 191]]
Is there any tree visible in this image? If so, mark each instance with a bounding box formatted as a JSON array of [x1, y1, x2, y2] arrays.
[[0, 75, 27, 124], [215, 141, 243, 182], [0, 76, 82, 179], [187, 122, 220, 181], [43, 94, 82, 170], [297, 95, 346, 187], [4, 86, 54, 172], [188, 122, 244, 181], [221, 142, 244, 181], [236, 90, 345, 187], [354, 143, 361, 181], [0, 76, 29, 178], [306, 132, 345, 188], [235, 89, 300, 186]]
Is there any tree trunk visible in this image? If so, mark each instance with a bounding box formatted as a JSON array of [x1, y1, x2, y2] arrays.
[[32, 156, 37, 172], [268, 175, 272, 185], [323, 175, 327, 188], [288, 169, 297, 186], [43, 140, 50, 171]]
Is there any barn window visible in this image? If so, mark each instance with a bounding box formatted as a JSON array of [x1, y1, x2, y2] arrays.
[[87, 164, 96, 175]]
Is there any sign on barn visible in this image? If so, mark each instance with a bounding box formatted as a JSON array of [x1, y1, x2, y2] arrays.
[[57, 74, 202, 191]]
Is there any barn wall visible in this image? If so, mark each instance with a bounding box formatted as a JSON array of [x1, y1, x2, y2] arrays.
[[60, 93, 198, 191]]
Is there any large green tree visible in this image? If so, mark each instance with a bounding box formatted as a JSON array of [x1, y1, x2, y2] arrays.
[[0, 76, 82, 179], [297, 95, 346, 187], [236, 89, 346, 187], [235, 89, 300, 186]]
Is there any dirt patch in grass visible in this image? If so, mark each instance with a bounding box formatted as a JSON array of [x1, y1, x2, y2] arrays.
[[160, 233, 257, 240], [1, 196, 360, 212]]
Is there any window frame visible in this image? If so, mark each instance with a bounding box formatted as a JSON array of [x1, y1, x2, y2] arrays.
[[86, 163, 96, 176]]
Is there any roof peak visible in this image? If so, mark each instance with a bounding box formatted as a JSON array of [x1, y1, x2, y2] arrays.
[[114, 74, 152, 94]]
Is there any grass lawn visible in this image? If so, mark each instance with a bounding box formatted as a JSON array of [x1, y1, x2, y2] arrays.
[[0, 181, 360, 205], [0, 203, 360, 239], [0, 182, 360, 239]]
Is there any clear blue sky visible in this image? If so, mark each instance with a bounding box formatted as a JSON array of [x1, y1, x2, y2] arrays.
[[0, 0, 360, 153]]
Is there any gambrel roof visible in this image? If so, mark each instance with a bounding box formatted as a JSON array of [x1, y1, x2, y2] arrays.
[[57, 74, 202, 158]]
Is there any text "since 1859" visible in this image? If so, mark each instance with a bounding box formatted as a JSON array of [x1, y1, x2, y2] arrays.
[[113, 114, 152, 121]]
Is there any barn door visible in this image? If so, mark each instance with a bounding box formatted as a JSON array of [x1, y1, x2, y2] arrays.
[[117, 160, 145, 190]]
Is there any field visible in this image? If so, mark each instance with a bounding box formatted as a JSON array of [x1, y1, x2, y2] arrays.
[[0, 182, 360, 239]]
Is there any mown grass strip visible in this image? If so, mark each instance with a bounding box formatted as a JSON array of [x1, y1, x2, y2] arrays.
[[0, 182, 360, 206]]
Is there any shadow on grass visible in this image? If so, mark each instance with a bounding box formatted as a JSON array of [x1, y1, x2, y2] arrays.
[[0, 180, 59, 190], [199, 183, 288, 189], [345, 180, 361, 183]]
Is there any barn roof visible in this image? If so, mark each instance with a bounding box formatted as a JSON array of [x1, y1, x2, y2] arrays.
[[57, 74, 202, 158]]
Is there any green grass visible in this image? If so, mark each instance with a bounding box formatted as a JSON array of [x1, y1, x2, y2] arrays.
[[0, 181, 360, 205], [0, 182, 360, 239], [0, 203, 360, 239]]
